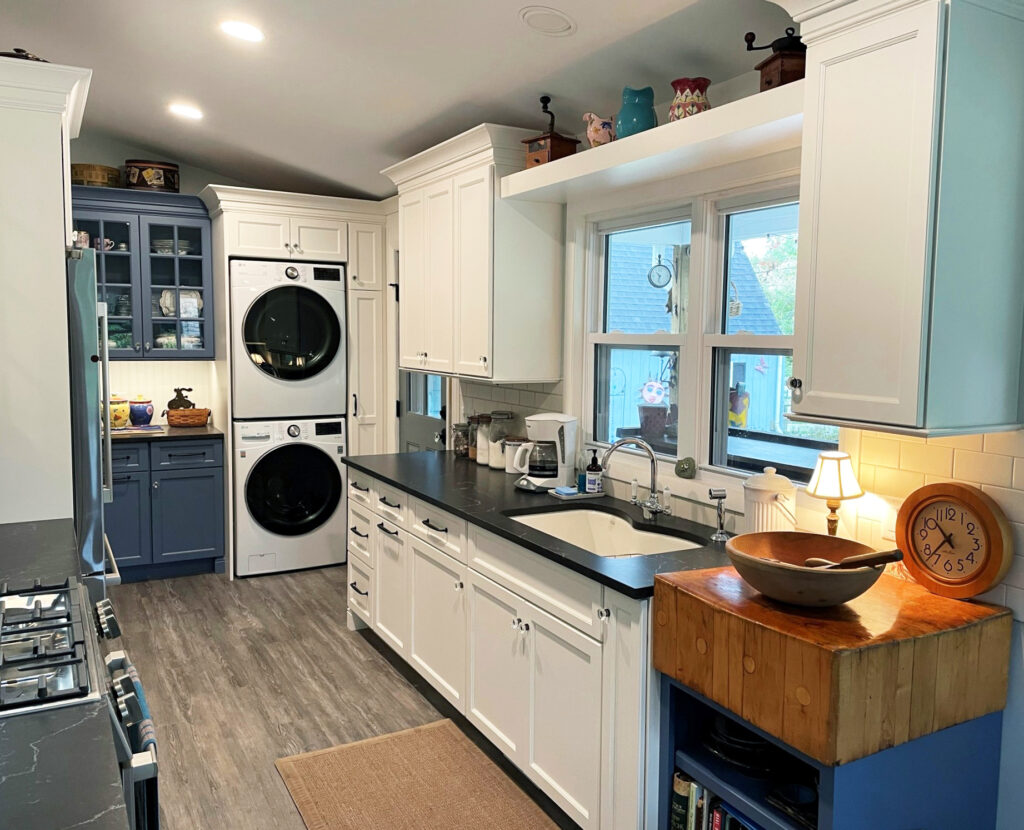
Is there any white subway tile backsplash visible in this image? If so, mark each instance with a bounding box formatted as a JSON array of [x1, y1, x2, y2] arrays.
[[927, 434, 985, 451], [861, 435, 901, 467], [953, 450, 1013, 487], [1013, 458, 1024, 491], [1003, 553, 1024, 591], [983, 431, 1024, 456], [981, 485, 1024, 524], [975, 584, 1007, 606], [899, 442, 953, 476], [872, 467, 924, 499], [1003, 585, 1024, 619]]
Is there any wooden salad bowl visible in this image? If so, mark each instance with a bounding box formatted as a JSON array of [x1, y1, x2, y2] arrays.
[[725, 531, 884, 607]]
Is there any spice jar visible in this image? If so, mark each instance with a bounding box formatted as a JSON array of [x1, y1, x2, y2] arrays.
[[475, 414, 492, 466], [451, 422, 470, 458], [467, 416, 479, 461], [488, 411, 515, 470]]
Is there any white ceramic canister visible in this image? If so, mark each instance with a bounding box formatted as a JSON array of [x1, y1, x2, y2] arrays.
[[742, 467, 797, 533]]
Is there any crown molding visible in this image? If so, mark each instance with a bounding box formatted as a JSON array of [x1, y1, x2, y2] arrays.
[[199, 184, 386, 220], [381, 123, 535, 190], [0, 58, 91, 136]]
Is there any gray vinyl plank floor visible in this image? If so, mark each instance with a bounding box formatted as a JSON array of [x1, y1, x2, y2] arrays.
[[109, 567, 441, 830]]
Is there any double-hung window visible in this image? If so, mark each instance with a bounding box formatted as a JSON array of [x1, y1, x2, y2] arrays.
[[589, 212, 693, 458], [705, 196, 838, 482]]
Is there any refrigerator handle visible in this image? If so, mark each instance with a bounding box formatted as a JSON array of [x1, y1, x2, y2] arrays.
[[98, 301, 114, 504]]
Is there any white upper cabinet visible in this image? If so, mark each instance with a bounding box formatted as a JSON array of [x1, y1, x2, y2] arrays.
[[349, 222, 384, 290], [791, 0, 1024, 435], [291, 216, 347, 261], [383, 124, 564, 382], [223, 212, 347, 261]]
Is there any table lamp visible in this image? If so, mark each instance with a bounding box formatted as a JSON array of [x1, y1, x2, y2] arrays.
[[806, 451, 862, 536]]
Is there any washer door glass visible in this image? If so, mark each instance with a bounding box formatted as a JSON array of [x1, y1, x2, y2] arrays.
[[246, 444, 342, 537], [242, 286, 341, 381]]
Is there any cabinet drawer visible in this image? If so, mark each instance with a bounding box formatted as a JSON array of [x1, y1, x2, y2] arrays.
[[150, 440, 223, 470], [348, 470, 376, 507], [469, 527, 605, 640], [373, 480, 407, 527], [348, 557, 373, 625], [111, 444, 148, 472], [409, 497, 468, 564], [348, 503, 374, 568]]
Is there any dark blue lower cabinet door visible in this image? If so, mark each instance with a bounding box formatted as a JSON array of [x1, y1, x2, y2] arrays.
[[104, 472, 152, 565], [151, 467, 225, 561]]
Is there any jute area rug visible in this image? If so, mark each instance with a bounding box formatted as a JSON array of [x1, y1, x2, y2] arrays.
[[276, 719, 559, 830]]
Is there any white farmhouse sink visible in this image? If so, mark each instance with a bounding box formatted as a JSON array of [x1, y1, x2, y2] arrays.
[[509, 509, 703, 557]]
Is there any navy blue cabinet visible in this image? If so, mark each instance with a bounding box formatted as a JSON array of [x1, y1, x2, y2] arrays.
[[104, 437, 225, 580], [71, 186, 214, 359], [151, 467, 225, 562], [105, 471, 151, 566]]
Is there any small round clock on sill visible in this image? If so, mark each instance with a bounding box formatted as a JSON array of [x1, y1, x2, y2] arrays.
[[895, 482, 1012, 598]]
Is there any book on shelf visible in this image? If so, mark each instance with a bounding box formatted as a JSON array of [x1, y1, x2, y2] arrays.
[[671, 772, 692, 830]]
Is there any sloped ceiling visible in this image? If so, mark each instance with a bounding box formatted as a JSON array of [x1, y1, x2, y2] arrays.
[[2, 0, 793, 198]]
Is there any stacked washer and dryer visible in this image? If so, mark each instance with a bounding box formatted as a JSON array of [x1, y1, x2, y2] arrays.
[[230, 259, 349, 577]]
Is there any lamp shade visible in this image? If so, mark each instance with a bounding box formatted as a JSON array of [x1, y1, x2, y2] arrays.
[[806, 451, 863, 501]]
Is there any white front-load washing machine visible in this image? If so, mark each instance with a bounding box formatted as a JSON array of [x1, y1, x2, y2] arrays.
[[234, 418, 347, 576], [230, 259, 346, 419]]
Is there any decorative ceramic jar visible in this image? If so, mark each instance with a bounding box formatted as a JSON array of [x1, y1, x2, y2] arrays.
[[615, 87, 657, 139], [129, 396, 154, 426], [582, 112, 616, 147], [109, 396, 130, 429], [668, 77, 711, 121]]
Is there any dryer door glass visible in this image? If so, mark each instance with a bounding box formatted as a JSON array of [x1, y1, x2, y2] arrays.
[[246, 444, 342, 536], [242, 286, 341, 380]]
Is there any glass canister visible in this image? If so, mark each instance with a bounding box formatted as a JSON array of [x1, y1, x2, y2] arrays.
[[451, 422, 470, 458], [468, 416, 479, 461], [475, 414, 492, 465], [488, 411, 515, 469]]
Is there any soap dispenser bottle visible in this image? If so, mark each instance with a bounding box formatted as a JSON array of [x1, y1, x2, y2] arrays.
[[585, 449, 603, 493]]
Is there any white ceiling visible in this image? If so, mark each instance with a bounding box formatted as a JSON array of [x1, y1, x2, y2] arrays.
[[2, 0, 793, 199]]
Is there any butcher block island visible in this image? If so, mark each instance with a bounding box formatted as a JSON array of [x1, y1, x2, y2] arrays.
[[653, 567, 1012, 829]]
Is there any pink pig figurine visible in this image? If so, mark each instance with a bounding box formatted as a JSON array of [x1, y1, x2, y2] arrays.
[[583, 113, 616, 148]]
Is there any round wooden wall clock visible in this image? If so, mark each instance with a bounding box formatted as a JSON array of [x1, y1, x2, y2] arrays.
[[896, 482, 1012, 598]]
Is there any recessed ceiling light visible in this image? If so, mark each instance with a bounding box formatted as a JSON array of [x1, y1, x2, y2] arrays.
[[219, 20, 265, 42], [169, 102, 203, 121], [520, 5, 576, 37]]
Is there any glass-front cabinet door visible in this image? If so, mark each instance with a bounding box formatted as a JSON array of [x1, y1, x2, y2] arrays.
[[140, 217, 213, 358], [71, 210, 142, 357]]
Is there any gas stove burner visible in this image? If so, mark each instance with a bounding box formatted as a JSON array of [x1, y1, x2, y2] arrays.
[[0, 626, 76, 664]]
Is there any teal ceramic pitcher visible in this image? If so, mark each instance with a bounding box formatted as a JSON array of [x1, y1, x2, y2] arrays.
[[615, 86, 657, 138]]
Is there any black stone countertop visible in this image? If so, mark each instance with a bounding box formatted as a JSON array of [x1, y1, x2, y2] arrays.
[[344, 452, 731, 599], [0, 518, 81, 592], [111, 423, 223, 441], [0, 520, 129, 830]]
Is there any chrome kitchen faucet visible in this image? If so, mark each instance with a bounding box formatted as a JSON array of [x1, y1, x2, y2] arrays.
[[601, 437, 670, 520]]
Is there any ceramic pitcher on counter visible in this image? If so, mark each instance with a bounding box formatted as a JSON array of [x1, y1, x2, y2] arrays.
[[742, 466, 797, 533]]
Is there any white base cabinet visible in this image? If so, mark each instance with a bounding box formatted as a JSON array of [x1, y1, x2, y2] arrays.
[[348, 289, 385, 455], [345, 474, 655, 830], [410, 537, 468, 711]]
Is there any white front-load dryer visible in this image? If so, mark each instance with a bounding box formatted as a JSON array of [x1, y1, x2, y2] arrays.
[[230, 259, 346, 419], [234, 418, 347, 576]]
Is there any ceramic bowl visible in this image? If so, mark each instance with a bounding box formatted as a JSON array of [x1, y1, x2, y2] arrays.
[[725, 531, 884, 607]]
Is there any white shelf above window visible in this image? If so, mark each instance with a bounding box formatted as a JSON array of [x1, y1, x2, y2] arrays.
[[500, 81, 804, 204]]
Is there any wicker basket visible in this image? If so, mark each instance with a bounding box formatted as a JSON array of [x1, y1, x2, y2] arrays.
[[71, 164, 121, 188], [165, 408, 210, 428]]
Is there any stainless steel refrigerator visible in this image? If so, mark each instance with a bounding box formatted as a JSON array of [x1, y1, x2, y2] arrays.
[[67, 247, 118, 603]]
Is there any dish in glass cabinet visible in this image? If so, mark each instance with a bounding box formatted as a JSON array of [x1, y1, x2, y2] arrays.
[[151, 238, 175, 254], [154, 333, 177, 349]]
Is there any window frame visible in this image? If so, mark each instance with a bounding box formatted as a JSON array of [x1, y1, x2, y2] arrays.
[[582, 203, 699, 464], [696, 181, 836, 481]]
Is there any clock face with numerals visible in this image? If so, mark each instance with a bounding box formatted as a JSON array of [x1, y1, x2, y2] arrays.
[[897, 483, 1012, 599]]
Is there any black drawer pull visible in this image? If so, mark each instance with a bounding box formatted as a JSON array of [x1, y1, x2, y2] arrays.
[[350, 526, 369, 539], [422, 518, 448, 534], [167, 451, 206, 459], [113, 455, 132, 462], [113, 475, 130, 483], [379, 496, 401, 509], [377, 522, 399, 536], [349, 581, 369, 597], [350, 482, 369, 493]]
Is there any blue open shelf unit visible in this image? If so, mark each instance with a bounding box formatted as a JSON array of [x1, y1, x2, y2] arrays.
[[658, 674, 1003, 830]]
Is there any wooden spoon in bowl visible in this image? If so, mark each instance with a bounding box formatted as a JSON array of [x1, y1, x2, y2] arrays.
[[803, 549, 904, 570]]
